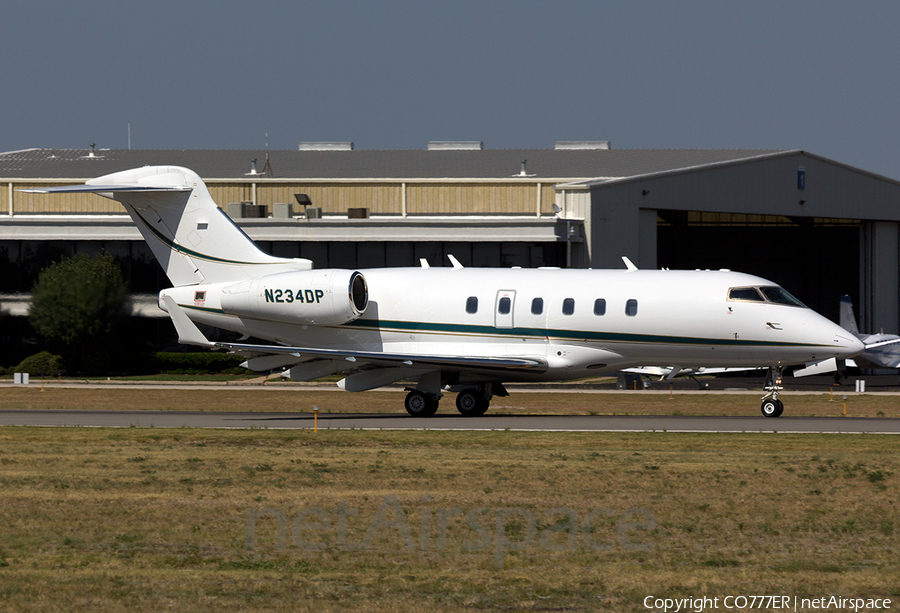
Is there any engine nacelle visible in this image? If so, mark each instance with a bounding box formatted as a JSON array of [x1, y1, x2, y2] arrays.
[[220, 269, 367, 325]]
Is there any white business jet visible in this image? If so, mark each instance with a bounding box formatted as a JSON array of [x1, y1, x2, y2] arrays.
[[24, 166, 864, 418]]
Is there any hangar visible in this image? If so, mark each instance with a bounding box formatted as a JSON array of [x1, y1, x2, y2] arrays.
[[2, 143, 899, 336]]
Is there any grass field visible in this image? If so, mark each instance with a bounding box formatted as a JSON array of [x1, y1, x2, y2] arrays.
[[0, 424, 898, 612], [0, 384, 897, 418]]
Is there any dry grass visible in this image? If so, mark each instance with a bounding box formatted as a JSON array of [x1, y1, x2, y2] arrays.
[[0, 427, 897, 611], [0, 384, 897, 417]]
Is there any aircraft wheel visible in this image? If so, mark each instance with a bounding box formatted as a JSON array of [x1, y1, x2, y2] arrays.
[[405, 390, 439, 417], [456, 389, 489, 416], [761, 398, 782, 418]]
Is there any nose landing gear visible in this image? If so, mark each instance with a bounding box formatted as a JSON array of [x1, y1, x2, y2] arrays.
[[760, 366, 785, 418]]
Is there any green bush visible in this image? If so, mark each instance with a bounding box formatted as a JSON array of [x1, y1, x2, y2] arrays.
[[152, 352, 246, 375], [11, 350, 249, 377], [13, 351, 65, 376]]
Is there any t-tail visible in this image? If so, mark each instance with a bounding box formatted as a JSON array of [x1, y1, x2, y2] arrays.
[[839, 295, 860, 337], [22, 165, 311, 286]]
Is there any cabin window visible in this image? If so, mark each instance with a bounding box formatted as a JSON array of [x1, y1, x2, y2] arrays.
[[466, 296, 478, 314], [562, 298, 575, 315], [728, 287, 765, 302], [531, 297, 543, 315], [498, 297, 511, 314], [593, 298, 606, 316], [625, 299, 638, 317]]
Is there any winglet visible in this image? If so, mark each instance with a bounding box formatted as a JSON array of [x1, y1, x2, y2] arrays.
[[161, 296, 215, 347], [447, 254, 464, 269], [622, 256, 638, 271]]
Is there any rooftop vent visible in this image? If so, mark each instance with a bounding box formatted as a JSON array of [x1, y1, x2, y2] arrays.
[[554, 141, 611, 150], [80, 143, 104, 159], [514, 159, 535, 177], [246, 158, 264, 176], [299, 142, 354, 151], [427, 141, 484, 151]]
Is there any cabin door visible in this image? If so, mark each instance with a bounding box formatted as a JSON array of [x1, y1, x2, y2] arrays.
[[494, 290, 516, 329]]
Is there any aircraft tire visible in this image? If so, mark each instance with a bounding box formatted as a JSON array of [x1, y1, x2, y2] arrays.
[[774, 399, 784, 417], [405, 390, 439, 417], [455, 390, 489, 416], [761, 398, 782, 418]]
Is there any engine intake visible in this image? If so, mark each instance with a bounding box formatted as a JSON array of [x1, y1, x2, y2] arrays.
[[220, 269, 367, 325]]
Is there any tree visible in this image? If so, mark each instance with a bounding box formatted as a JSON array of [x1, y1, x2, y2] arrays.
[[28, 253, 129, 374]]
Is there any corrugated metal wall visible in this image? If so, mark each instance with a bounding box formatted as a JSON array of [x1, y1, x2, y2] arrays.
[[6, 180, 557, 216], [10, 184, 119, 213]]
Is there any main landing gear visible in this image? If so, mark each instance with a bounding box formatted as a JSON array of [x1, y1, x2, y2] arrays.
[[455, 387, 491, 417], [760, 366, 785, 418], [403, 383, 506, 417], [404, 390, 440, 417]]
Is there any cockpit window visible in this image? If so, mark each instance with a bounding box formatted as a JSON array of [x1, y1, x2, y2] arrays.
[[727, 286, 805, 307], [760, 286, 806, 308], [728, 287, 764, 302]]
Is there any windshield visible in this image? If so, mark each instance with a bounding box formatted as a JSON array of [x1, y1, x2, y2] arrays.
[[727, 287, 764, 302], [760, 286, 806, 307], [728, 285, 806, 308]]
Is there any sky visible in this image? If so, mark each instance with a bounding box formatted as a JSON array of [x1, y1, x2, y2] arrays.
[[2, 1, 899, 180]]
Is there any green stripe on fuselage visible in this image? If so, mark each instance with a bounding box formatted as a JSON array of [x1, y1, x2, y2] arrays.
[[178, 304, 828, 349], [343, 318, 828, 348]]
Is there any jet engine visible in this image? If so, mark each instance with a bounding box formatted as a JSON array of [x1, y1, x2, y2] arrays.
[[220, 269, 367, 325]]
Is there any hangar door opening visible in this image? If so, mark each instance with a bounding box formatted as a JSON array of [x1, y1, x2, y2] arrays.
[[656, 211, 859, 323]]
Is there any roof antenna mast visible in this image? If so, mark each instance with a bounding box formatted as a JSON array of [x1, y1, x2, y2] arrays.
[[260, 132, 274, 177]]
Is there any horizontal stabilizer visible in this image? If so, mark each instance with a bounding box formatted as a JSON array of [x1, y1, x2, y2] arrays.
[[20, 184, 190, 194]]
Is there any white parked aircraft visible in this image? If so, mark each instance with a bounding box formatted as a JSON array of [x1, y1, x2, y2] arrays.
[[24, 166, 864, 418], [792, 295, 900, 378], [839, 295, 900, 369]]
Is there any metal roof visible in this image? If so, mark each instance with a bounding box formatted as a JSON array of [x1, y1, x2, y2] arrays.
[[0, 147, 788, 180]]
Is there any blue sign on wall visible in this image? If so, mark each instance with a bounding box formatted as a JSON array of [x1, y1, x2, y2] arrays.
[[798, 166, 806, 190]]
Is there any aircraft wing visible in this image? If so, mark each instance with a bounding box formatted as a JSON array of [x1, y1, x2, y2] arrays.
[[160, 297, 547, 391], [217, 341, 547, 393], [862, 337, 900, 350], [214, 341, 548, 372], [792, 357, 839, 377], [623, 366, 758, 380]]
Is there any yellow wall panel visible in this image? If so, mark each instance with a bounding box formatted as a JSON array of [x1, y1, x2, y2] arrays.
[[208, 185, 252, 209], [11, 185, 118, 213], [251, 184, 402, 215], [7, 180, 550, 216], [406, 183, 538, 215]]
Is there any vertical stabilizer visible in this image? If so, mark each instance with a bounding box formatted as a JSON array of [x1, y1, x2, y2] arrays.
[[25, 166, 311, 286], [839, 295, 860, 336]]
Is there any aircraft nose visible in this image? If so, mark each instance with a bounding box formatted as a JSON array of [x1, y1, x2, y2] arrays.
[[834, 327, 865, 357]]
